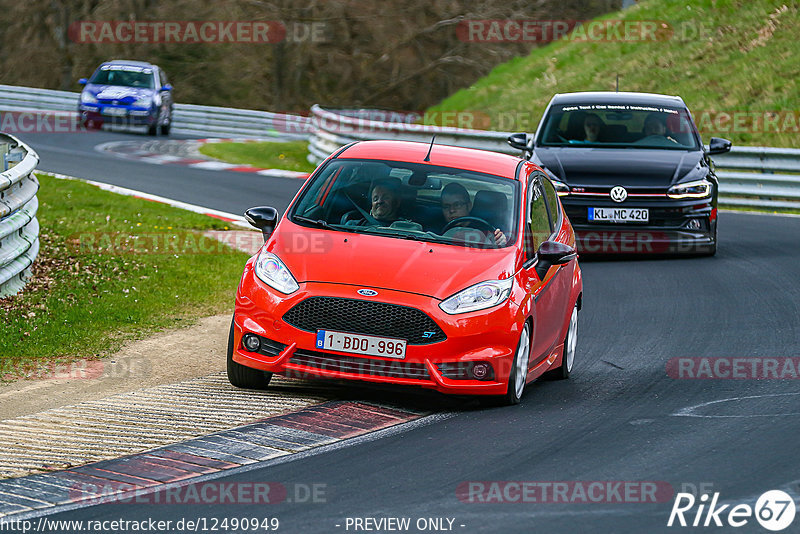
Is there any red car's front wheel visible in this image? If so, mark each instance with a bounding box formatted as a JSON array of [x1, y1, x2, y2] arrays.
[[227, 317, 272, 390]]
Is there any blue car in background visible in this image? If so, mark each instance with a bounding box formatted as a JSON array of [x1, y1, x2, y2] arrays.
[[78, 60, 173, 136]]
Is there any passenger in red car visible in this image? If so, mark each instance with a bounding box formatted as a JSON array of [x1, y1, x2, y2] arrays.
[[440, 183, 507, 246]]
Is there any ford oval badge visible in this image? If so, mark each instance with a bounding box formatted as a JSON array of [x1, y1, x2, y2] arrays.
[[357, 289, 378, 297]]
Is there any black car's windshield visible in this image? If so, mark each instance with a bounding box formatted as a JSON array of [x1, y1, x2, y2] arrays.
[[290, 159, 519, 248], [90, 65, 156, 89], [537, 103, 701, 150]]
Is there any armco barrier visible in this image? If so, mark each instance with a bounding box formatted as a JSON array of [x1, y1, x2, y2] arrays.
[[308, 105, 800, 210], [0, 133, 40, 297], [2, 84, 799, 211], [0, 84, 312, 139]]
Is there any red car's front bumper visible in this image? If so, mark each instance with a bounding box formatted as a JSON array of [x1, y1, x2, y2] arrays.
[[233, 265, 525, 396]]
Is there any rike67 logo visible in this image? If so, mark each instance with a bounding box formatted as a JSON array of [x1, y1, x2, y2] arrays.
[[668, 490, 796, 531]]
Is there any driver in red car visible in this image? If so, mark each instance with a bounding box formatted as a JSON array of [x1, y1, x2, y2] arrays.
[[440, 183, 507, 246]]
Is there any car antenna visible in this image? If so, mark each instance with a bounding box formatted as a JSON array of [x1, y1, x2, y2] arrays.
[[423, 135, 436, 162]]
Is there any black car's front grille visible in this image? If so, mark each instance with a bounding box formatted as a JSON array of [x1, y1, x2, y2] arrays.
[[564, 204, 708, 228], [282, 297, 446, 345], [289, 349, 430, 381]]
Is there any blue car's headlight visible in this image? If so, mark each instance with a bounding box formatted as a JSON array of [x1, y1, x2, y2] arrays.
[[80, 92, 97, 104], [439, 278, 513, 315], [134, 96, 152, 108], [254, 251, 299, 294]]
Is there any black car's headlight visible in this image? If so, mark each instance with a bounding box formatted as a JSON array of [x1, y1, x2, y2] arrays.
[[667, 179, 712, 199], [541, 167, 569, 196]]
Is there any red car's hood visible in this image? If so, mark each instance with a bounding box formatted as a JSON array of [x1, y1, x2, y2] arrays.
[[267, 223, 518, 300]]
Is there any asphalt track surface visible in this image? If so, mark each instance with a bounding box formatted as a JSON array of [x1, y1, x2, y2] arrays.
[[11, 130, 800, 533]]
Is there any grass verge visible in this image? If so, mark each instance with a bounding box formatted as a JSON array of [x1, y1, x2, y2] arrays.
[[0, 173, 249, 380], [199, 140, 316, 173]]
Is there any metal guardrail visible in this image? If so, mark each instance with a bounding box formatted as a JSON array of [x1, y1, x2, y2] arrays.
[[0, 84, 312, 140], [0, 133, 40, 298], [308, 105, 800, 210], [2, 85, 798, 210]]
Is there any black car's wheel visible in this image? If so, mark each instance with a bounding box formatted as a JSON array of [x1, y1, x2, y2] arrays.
[[502, 322, 531, 405], [227, 317, 272, 389], [544, 303, 578, 380], [707, 220, 718, 256]]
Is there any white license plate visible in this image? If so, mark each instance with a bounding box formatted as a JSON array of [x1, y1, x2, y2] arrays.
[[102, 107, 128, 116], [316, 330, 407, 359], [589, 207, 649, 222]]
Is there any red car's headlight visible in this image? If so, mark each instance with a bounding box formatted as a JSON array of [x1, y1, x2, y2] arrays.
[[254, 251, 299, 294], [439, 278, 513, 315]]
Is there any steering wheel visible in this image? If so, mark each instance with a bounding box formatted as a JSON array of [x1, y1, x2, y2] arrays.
[[442, 216, 495, 234]]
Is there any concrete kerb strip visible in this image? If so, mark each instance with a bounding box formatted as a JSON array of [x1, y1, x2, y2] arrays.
[[0, 400, 433, 519]]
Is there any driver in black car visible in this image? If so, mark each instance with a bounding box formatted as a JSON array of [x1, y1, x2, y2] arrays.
[[440, 183, 507, 246]]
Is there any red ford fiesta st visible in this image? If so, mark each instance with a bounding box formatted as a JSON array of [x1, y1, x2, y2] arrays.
[[229, 140, 582, 404]]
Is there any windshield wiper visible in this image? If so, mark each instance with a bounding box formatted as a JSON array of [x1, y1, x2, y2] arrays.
[[293, 215, 332, 229], [293, 216, 361, 234]]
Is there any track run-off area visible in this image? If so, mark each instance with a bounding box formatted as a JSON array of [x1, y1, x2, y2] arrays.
[[2, 129, 799, 533]]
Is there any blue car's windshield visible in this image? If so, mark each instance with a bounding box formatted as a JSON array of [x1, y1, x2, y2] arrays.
[[291, 159, 520, 249], [90, 66, 155, 89], [537, 103, 701, 150]]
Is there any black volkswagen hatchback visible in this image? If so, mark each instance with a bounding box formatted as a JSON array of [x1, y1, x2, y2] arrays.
[[509, 92, 731, 255]]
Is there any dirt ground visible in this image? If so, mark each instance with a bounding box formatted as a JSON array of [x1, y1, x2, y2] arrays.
[[0, 313, 232, 420], [0, 230, 263, 421]]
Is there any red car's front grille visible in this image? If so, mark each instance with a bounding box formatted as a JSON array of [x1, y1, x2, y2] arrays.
[[282, 297, 446, 345], [289, 349, 430, 381]]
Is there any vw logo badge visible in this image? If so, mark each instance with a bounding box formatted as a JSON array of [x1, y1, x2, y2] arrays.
[[610, 186, 628, 203], [357, 289, 378, 297]]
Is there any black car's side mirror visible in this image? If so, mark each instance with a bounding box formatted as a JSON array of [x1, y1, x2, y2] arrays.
[[707, 137, 732, 155], [245, 207, 280, 242], [535, 240, 577, 279], [507, 133, 528, 151]]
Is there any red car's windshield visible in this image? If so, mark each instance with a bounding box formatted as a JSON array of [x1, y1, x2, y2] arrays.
[[290, 159, 520, 248]]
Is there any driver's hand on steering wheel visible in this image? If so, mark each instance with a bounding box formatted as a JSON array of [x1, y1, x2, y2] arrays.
[[493, 229, 507, 246]]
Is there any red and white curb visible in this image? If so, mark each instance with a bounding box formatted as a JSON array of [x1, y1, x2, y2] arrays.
[[96, 138, 311, 180], [0, 401, 434, 519]]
